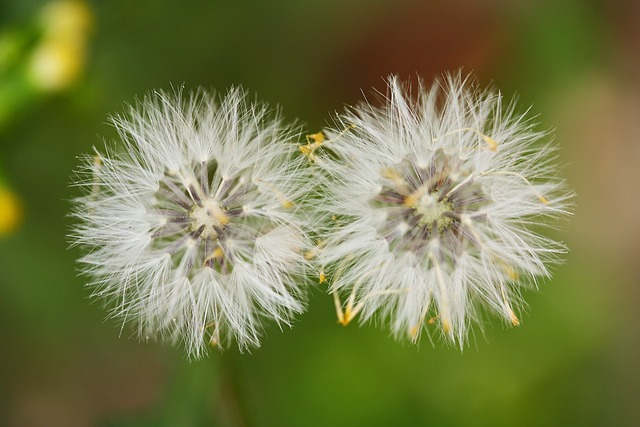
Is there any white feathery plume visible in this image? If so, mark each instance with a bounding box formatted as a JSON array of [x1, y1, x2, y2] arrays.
[[70, 87, 312, 358], [311, 73, 572, 345]]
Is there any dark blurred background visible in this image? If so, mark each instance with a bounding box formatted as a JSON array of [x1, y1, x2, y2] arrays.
[[1, 0, 639, 426]]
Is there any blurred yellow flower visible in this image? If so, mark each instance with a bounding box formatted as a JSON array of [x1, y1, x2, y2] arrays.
[[28, 39, 85, 91], [27, 0, 93, 92], [0, 185, 22, 236], [39, 0, 93, 40]]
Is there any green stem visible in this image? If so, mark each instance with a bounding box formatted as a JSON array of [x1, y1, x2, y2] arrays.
[[131, 351, 252, 427]]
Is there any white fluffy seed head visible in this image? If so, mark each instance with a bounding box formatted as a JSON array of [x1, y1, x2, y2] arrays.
[[315, 73, 573, 346], [70, 87, 313, 358]]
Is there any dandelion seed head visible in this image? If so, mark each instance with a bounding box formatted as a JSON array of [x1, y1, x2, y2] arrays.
[[71, 87, 312, 358], [317, 73, 572, 345]]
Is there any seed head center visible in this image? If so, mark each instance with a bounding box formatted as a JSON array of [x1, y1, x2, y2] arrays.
[[190, 198, 229, 238], [414, 192, 453, 230]]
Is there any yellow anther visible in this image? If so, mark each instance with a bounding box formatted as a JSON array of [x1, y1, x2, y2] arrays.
[[433, 127, 499, 151], [427, 314, 439, 325], [212, 247, 224, 258], [497, 259, 519, 281], [319, 271, 326, 284], [480, 170, 550, 206], [480, 134, 498, 151], [304, 240, 325, 260], [300, 125, 355, 162], [340, 305, 355, 326], [508, 308, 520, 326], [498, 279, 519, 326], [403, 185, 430, 208], [409, 325, 419, 339], [299, 131, 325, 162], [442, 318, 452, 334], [298, 144, 314, 157], [382, 167, 401, 181], [204, 246, 224, 266], [306, 132, 325, 144], [257, 180, 294, 208], [382, 167, 410, 193], [403, 193, 418, 208], [213, 210, 229, 225], [204, 321, 219, 347]]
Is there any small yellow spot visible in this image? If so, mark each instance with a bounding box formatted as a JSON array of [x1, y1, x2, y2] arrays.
[[481, 134, 499, 151], [212, 247, 224, 258], [427, 314, 439, 325], [331, 215, 337, 221], [340, 306, 354, 326], [382, 167, 400, 180], [409, 325, 419, 338], [213, 210, 229, 225], [0, 186, 23, 236], [441, 318, 452, 334], [306, 132, 325, 144], [508, 308, 520, 326], [204, 247, 224, 266], [299, 131, 326, 162], [403, 193, 418, 208], [499, 261, 519, 281], [538, 195, 550, 205], [382, 168, 399, 181], [304, 240, 325, 260], [382, 168, 409, 192], [258, 180, 293, 208], [205, 321, 219, 346], [319, 271, 326, 284], [298, 145, 313, 156]]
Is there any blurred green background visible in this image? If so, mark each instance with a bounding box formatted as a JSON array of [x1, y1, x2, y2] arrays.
[[1, 0, 639, 426]]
